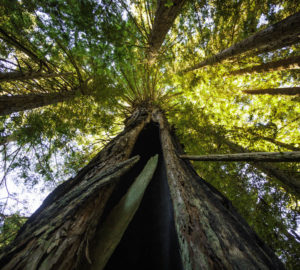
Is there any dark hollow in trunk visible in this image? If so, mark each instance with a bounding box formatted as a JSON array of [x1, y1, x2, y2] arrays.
[[101, 122, 183, 270]]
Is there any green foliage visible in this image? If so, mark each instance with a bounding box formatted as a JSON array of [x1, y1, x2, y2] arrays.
[[0, 213, 27, 248]]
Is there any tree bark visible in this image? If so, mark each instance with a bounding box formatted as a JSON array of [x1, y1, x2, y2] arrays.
[[152, 109, 284, 269], [243, 87, 300, 95], [180, 151, 300, 162], [229, 55, 300, 75], [0, 107, 285, 269], [182, 12, 300, 73], [0, 91, 79, 116], [0, 108, 151, 270], [0, 71, 70, 82], [147, 0, 187, 63]]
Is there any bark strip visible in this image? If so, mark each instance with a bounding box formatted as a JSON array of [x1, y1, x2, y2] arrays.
[[243, 87, 300, 95], [180, 151, 300, 162], [229, 55, 300, 75], [182, 12, 300, 72], [90, 155, 158, 270], [147, 0, 187, 63]]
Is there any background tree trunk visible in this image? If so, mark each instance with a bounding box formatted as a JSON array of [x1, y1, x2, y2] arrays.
[[147, 0, 187, 63], [180, 151, 300, 162], [243, 87, 300, 95], [229, 55, 300, 75], [182, 12, 300, 72], [0, 71, 70, 82], [214, 134, 300, 197], [0, 90, 79, 116]]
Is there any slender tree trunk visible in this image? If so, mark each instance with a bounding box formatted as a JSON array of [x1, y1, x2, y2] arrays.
[[229, 55, 300, 75], [0, 27, 50, 70], [0, 90, 79, 116], [243, 87, 300, 95], [182, 12, 300, 73], [215, 134, 300, 197], [147, 0, 187, 63], [0, 107, 285, 270], [0, 71, 70, 83], [180, 151, 300, 162], [0, 135, 16, 146], [257, 136, 300, 151]]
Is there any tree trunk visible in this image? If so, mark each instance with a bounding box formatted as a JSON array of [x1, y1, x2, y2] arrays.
[[229, 55, 300, 76], [0, 71, 70, 83], [0, 107, 285, 269], [147, 0, 187, 63], [215, 134, 300, 197], [0, 27, 50, 70], [243, 87, 300, 95], [257, 136, 300, 151], [0, 90, 79, 116], [182, 12, 300, 73], [180, 151, 300, 162]]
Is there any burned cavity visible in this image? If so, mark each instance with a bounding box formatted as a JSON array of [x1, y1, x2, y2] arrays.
[[102, 121, 183, 270]]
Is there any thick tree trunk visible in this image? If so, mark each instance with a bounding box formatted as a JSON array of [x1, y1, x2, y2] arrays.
[[0, 108, 151, 269], [152, 110, 284, 269], [0, 71, 70, 82], [0, 107, 285, 269], [216, 135, 300, 197], [147, 0, 187, 63], [229, 55, 300, 75], [243, 87, 300, 95], [0, 91, 79, 116], [182, 12, 300, 73], [180, 151, 300, 162]]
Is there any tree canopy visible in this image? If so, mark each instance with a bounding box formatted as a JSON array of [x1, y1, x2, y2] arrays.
[[0, 0, 299, 268]]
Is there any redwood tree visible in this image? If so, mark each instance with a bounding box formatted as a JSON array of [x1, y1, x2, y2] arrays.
[[0, 107, 285, 269]]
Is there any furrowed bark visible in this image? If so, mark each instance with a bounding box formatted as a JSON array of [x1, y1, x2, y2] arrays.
[[0, 91, 78, 116], [182, 12, 300, 73], [147, 0, 187, 63], [180, 151, 300, 162], [230, 55, 300, 75], [152, 109, 284, 269], [0, 71, 71, 83], [243, 87, 300, 95], [0, 108, 151, 270]]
